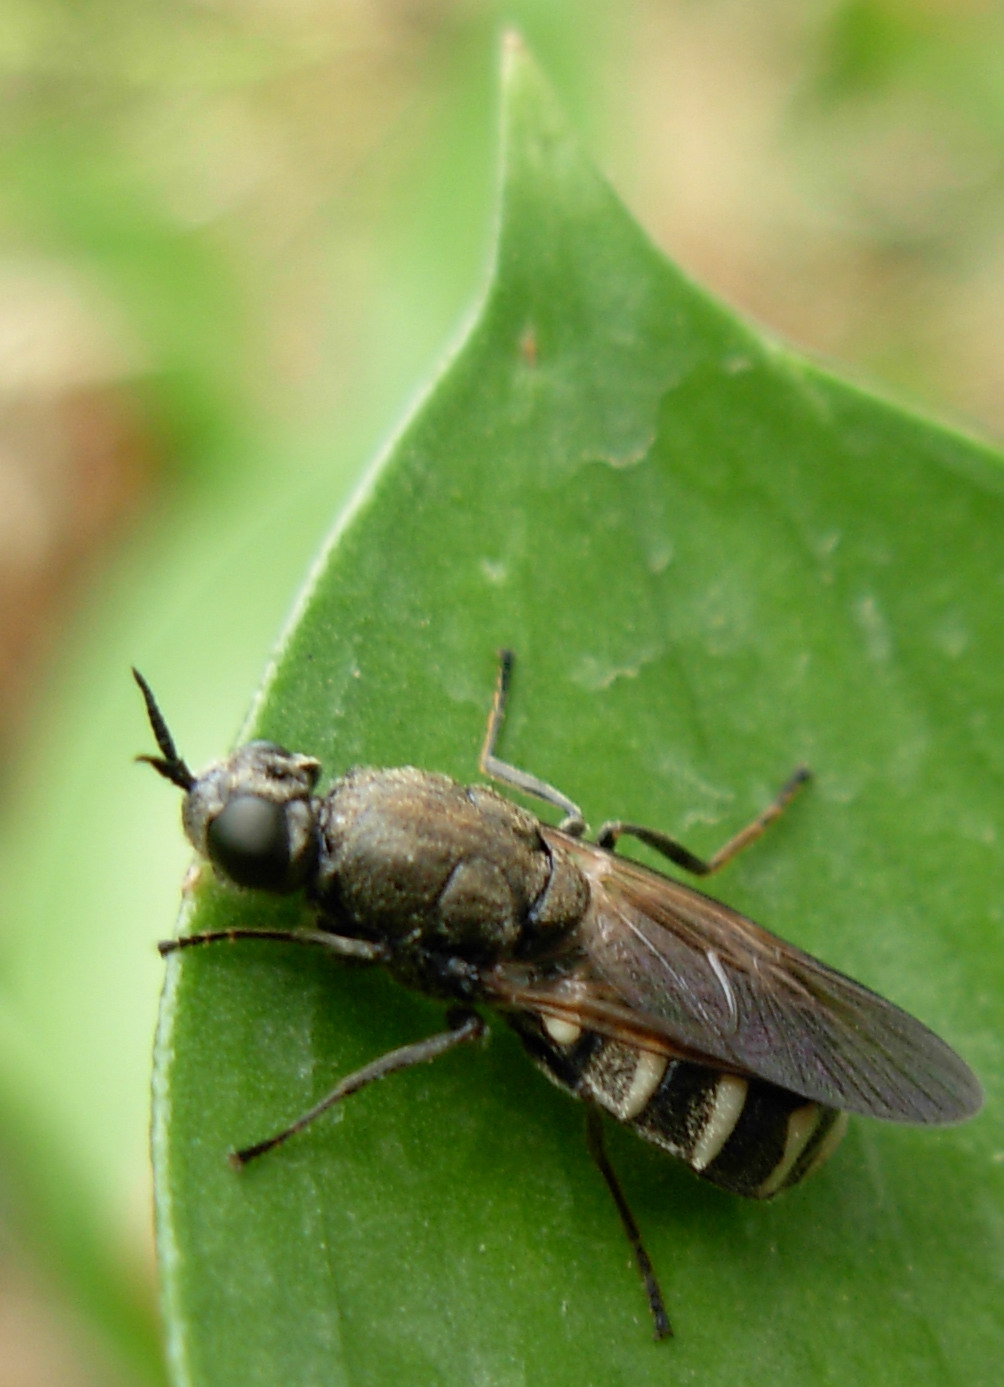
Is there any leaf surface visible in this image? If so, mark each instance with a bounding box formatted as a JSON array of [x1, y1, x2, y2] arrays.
[[154, 40, 1003, 1387]]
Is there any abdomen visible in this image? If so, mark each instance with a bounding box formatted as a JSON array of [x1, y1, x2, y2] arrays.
[[511, 1015, 848, 1199]]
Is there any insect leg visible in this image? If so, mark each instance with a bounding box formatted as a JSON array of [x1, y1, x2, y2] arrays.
[[159, 927, 390, 964], [585, 1107, 672, 1340], [595, 764, 810, 876], [231, 1009, 486, 1167], [479, 649, 586, 834]]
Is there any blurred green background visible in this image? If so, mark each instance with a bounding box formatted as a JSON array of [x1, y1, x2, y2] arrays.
[[1, 2, 1003, 1383]]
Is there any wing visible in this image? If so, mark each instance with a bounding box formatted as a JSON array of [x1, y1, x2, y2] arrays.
[[488, 828, 982, 1124]]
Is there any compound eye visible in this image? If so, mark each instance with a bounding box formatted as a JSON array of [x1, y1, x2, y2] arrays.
[[206, 794, 292, 891]]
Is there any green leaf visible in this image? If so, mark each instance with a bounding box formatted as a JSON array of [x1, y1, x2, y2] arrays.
[[154, 39, 1002, 1387]]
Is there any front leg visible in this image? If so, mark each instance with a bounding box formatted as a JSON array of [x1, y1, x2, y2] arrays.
[[479, 649, 586, 835]]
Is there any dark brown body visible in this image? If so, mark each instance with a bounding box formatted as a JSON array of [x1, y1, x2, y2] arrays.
[[313, 767, 588, 988], [310, 767, 847, 1198]]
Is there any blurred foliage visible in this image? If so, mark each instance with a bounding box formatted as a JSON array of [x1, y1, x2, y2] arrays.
[[0, 1, 1002, 1383]]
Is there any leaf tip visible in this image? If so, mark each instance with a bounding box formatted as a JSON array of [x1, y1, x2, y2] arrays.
[[501, 27, 526, 60], [499, 25, 549, 111]]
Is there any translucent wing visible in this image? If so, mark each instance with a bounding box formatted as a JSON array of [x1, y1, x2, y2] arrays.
[[489, 828, 982, 1124]]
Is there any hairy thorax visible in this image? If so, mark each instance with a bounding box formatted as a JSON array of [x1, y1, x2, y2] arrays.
[[313, 767, 588, 972]]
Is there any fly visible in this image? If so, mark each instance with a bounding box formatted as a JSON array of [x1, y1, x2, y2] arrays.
[[135, 651, 982, 1339]]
